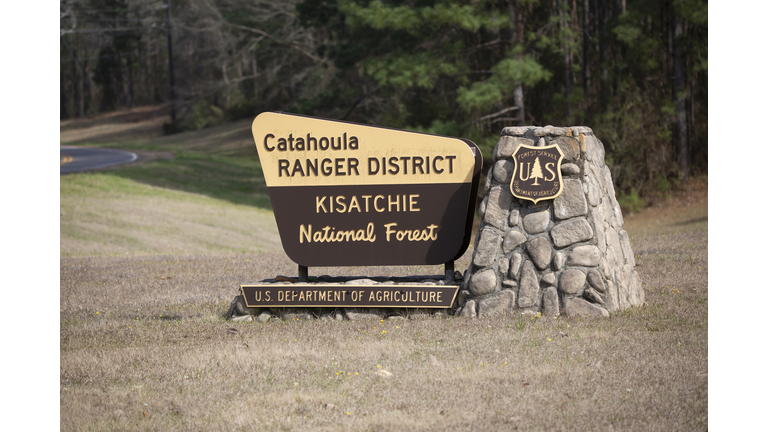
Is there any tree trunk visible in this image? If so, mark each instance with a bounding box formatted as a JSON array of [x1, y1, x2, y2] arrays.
[[127, 58, 136, 107], [506, 0, 516, 47], [82, 61, 91, 115], [71, 45, 81, 117], [582, 0, 590, 104], [515, 0, 526, 125], [672, 13, 689, 178], [514, 85, 525, 125], [559, 0, 572, 120], [252, 57, 259, 100], [598, 0, 609, 111], [612, 0, 622, 102], [61, 47, 69, 120], [166, 1, 177, 122], [690, 67, 695, 142]]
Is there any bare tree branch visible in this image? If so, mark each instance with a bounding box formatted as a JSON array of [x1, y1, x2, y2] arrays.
[[227, 23, 325, 63], [473, 106, 519, 124]]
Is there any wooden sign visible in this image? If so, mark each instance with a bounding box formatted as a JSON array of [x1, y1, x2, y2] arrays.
[[252, 112, 482, 266], [241, 284, 459, 308], [510, 144, 564, 204]]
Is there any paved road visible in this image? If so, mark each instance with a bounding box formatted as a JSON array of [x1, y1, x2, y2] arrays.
[[60, 146, 138, 174]]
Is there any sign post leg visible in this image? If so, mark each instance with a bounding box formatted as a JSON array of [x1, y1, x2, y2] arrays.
[[298, 265, 309, 282], [445, 260, 455, 283]]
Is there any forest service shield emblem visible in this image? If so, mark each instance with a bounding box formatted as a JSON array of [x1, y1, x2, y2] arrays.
[[510, 144, 565, 204]]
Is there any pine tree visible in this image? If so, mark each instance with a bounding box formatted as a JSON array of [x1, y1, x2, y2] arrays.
[[530, 157, 543, 186]]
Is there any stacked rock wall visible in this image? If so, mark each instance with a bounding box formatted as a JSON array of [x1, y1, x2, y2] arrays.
[[457, 126, 644, 318]]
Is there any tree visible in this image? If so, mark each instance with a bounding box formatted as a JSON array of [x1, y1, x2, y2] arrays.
[[295, 0, 552, 160], [530, 156, 543, 185], [672, 11, 688, 179], [60, 0, 708, 202]]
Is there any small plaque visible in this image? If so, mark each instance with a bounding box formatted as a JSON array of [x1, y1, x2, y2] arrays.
[[510, 144, 565, 204], [241, 284, 459, 308]]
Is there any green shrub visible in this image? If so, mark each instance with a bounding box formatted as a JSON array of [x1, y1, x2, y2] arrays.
[[618, 189, 646, 214], [185, 99, 225, 131]]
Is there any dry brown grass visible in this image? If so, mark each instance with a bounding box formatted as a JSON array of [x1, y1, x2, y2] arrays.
[[60, 107, 707, 430], [60, 175, 280, 256], [60, 105, 170, 144], [60, 183, 707, 431], [60, 106, 279, 256]]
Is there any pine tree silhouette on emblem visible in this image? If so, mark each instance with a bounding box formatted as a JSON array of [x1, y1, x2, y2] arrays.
[[530, 157, 544, 186]]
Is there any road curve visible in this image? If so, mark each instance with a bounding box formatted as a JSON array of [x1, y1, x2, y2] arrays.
[[60, 146, 138, 174]]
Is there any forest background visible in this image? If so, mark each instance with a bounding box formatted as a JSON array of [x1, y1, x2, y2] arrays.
[[59, 0, 708, 207]]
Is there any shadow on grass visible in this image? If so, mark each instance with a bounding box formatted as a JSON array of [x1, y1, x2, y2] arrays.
[[103, 151, 273, 210], [61, 114, 280, 209], [674, 216, 708, 226]]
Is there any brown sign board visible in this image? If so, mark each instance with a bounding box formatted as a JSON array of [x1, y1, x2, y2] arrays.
[[241, 284, 459, 308], [252, 112, 482, 266], [510, 144, 565, 204]]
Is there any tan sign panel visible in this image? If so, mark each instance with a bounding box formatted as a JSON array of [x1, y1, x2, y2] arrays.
[[241, 284, 459, 308], [252, 112, 482, 266], [510, 144, 565, 204], [253, 112, 476, 187]]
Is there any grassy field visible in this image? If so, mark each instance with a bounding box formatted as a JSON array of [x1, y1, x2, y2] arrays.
[[60, 107, 708, 430], [61, 108, 279, 256]]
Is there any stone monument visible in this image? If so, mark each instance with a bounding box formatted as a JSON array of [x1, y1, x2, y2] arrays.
[[456, 126, 644, 318]]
